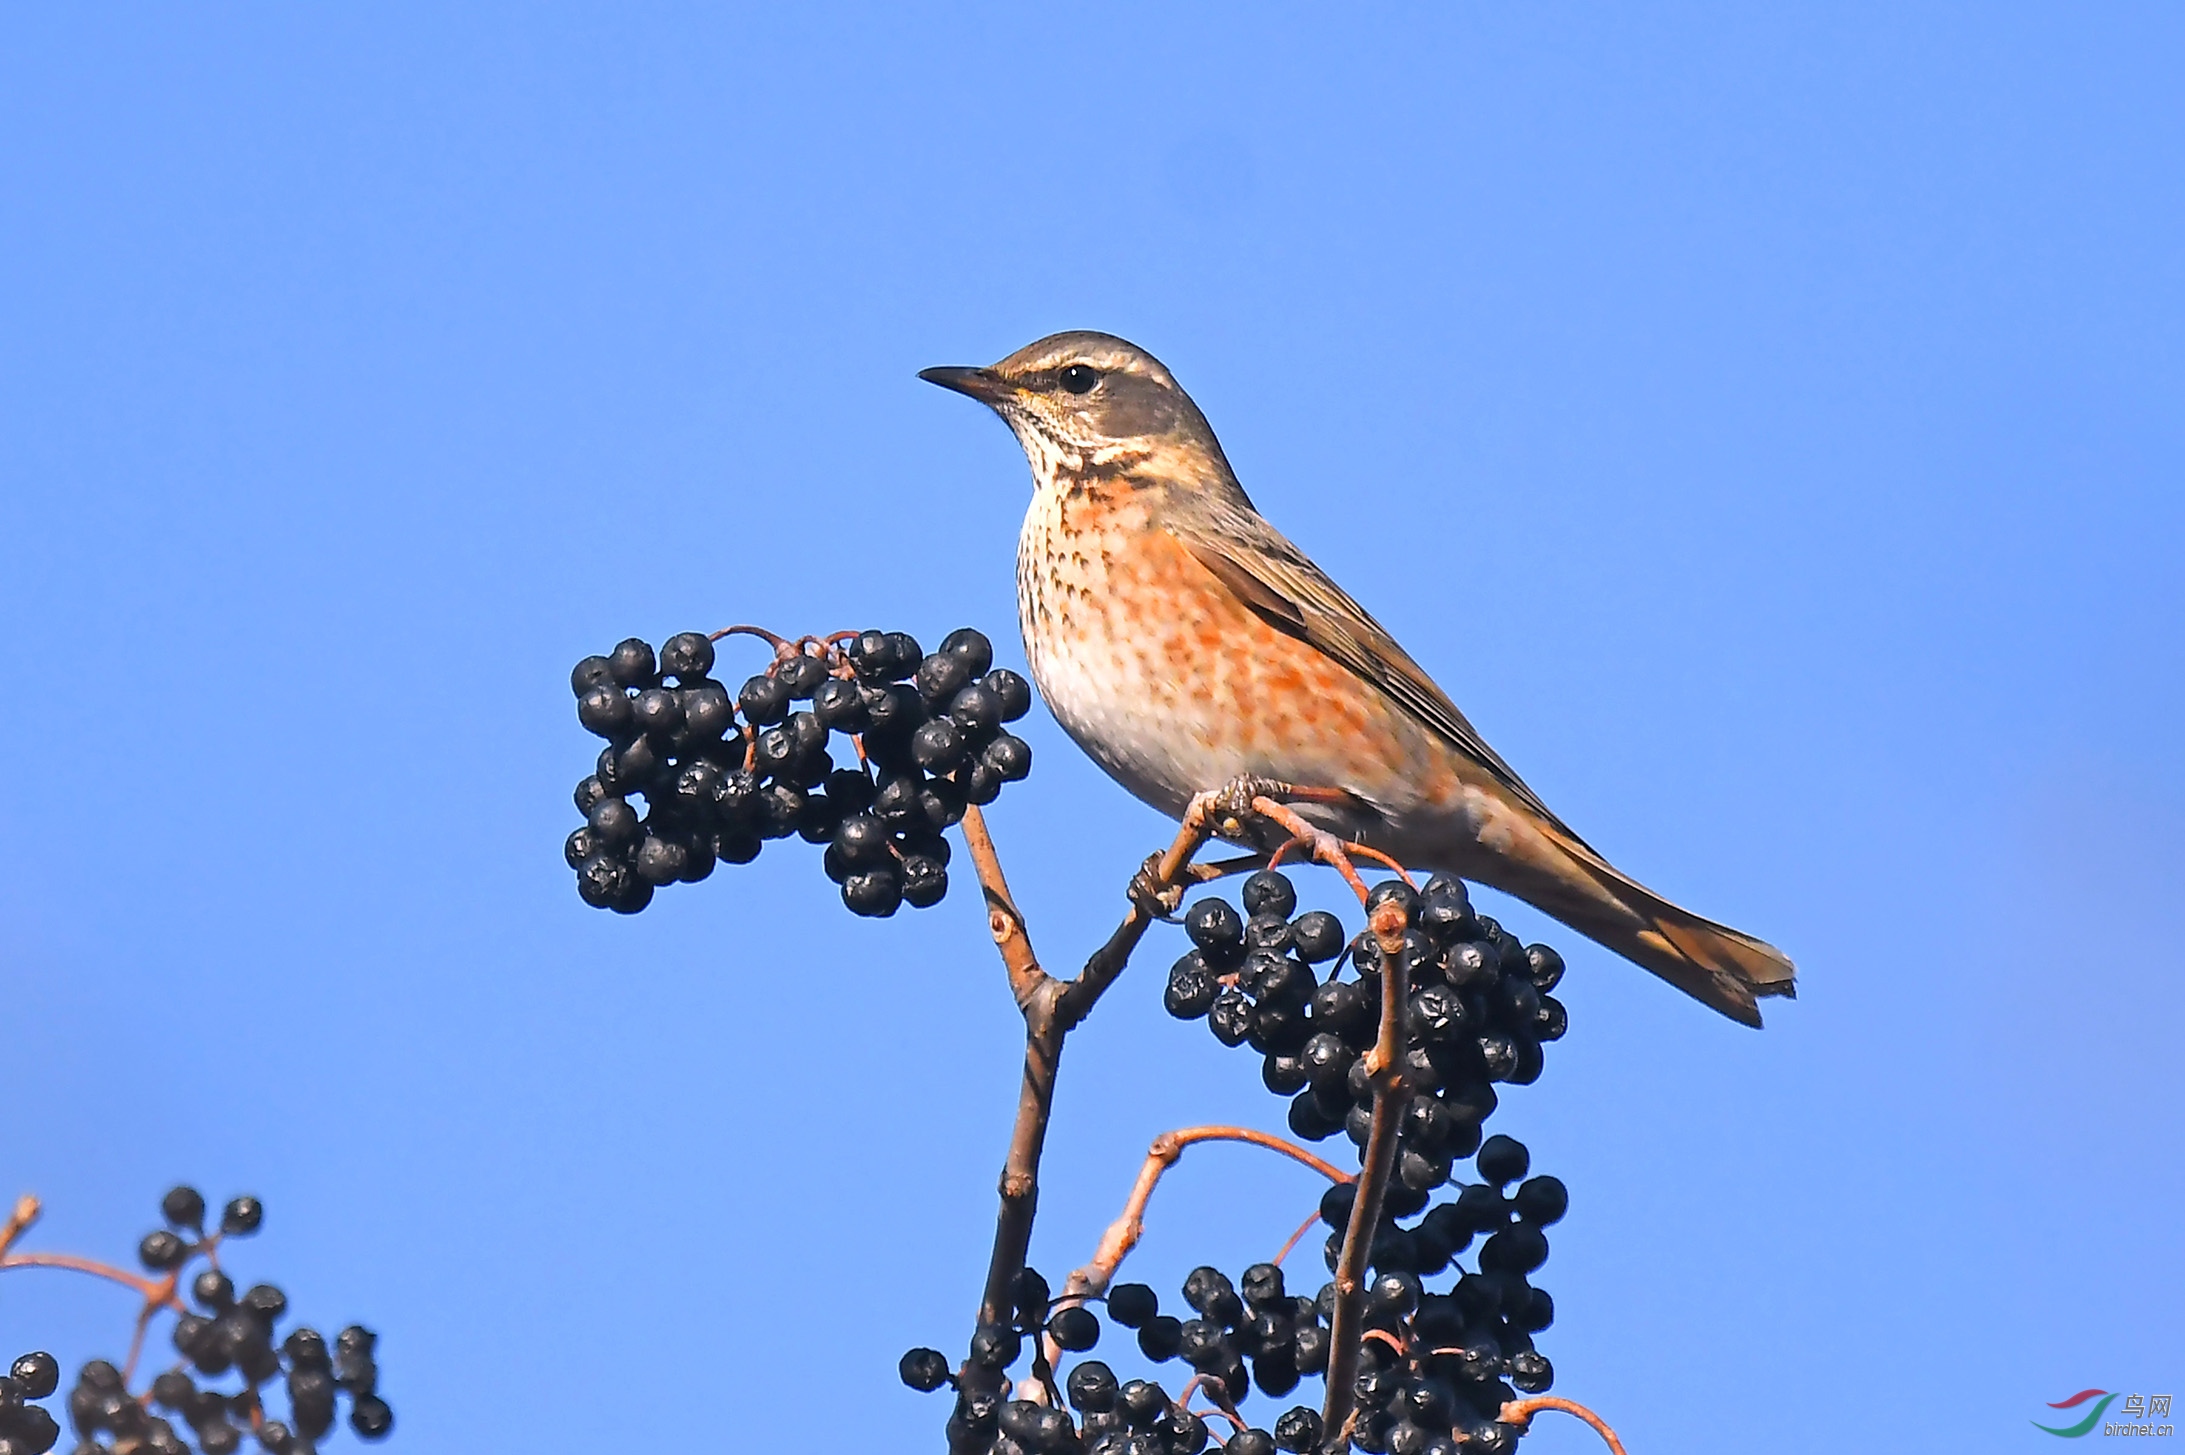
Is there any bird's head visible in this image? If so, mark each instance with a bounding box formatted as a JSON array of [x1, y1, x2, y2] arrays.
[[919, 331, 1236, 488]]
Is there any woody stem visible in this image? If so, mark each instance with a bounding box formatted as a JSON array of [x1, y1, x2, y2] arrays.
[[960, 803, 1217, 1344]]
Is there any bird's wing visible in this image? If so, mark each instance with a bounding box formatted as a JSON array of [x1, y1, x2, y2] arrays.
[[1166, 501, 1592, 847]]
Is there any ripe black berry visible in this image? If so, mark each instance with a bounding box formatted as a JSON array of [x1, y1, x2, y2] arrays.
[[160, 1186, 207, 1231], [1513, 1174, 1569, 1226], [1289, 910, 1346, 963], [607, 637, 656, 686], [659, 631, 715, 679], [575, 683, 633, 737], [1135, 1314, 1183, 1361], [1227, 1430, 1276, 1455], [1476, 1135, 1529, 1187], [1047, 1304, 1099, 1351], [939, 627, 994, 676], [1183, 898, 1244, 954], [1105, 1282, 1157, 1328], [219, 1196, 264, 1235], [982, 733, 1032, 782], [138, 1230, 188, 1271], [842, 867, 904, 917], [899, 1347, 951, 1392], [350, 1394, 395, 1439], [570, 654, 615, 695], [10, 1351, 59, 1400], [738, 673, 791, 726]]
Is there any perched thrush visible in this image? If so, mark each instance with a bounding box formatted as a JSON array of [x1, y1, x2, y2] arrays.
[[920, 332, 1795, 1026]]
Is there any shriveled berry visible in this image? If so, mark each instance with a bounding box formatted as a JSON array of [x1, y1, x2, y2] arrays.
[[1273, 1407, 1323, 1453], [1241, 870, 1298, 919], [1066, 1359, 1118, 1413], [1164, 954, 1218, 1019], [910, 718, 966, 771], [1207, 987, 1254, 1046], [1289, 910, 1346, 963], [813, 677, 869, 731]]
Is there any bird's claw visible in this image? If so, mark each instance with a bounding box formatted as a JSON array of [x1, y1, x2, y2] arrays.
[[1128, 853, 1187, 922]]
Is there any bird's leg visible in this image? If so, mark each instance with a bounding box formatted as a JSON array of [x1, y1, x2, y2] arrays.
[[1247, 795, 1376, 903]]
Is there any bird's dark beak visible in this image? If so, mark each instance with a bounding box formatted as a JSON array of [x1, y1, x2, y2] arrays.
[[918, 365, 1014, 407]]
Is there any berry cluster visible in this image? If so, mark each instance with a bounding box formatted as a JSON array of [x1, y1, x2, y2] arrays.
[[1166, 873, 1565, 1190], [2, 1352, 64, 1455], [902, 873, 1572, 1452], [44, 1188, 389, 1455], [567, 628, 1033, 917]]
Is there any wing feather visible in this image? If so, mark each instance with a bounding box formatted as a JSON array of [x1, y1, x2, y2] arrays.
[[1168, 504, 1590, 847]]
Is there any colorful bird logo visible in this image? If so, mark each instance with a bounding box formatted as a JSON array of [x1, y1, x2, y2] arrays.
[[2034, 1390, 2119, 1437]]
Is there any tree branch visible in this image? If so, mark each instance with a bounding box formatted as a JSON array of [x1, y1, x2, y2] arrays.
[[1318, 893, 1411, 1440]]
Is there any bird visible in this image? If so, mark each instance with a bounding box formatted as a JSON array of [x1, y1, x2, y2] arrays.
[[918, 331, 1795, 1026]]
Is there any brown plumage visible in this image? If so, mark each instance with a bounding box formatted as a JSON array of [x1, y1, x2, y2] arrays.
[[921, 331, 1795, 1026]]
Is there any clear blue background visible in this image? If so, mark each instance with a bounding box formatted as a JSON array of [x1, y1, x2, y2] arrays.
[[4, 5, 2179, 1450]]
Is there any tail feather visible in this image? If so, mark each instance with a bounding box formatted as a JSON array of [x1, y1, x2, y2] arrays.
[[1481, 823, 1797, 1028]]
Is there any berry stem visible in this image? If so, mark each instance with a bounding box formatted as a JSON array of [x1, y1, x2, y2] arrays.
[[1319, 895, 1414, 1446], [1041, 1126, 1353, 1368], [1499, 1396, 1630, 1454], [0, 1250, 174, 1303]]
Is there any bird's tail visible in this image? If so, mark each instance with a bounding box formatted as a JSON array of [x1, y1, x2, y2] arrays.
[[1484, 823, 1797, 1028]]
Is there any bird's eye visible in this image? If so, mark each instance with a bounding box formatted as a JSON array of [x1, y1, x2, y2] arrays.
[[1059, 364, 1099, 395]]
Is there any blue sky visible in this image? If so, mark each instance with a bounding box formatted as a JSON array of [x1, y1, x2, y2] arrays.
[[2, 5, 2179, 1450]]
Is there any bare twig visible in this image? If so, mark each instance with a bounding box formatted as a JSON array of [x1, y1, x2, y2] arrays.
[[1, 1209, 197, 1383], [0, 1194, 39, 1256], [1500, 1397, 1630, 1454], [1041, 1126, 1352, 1368]]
